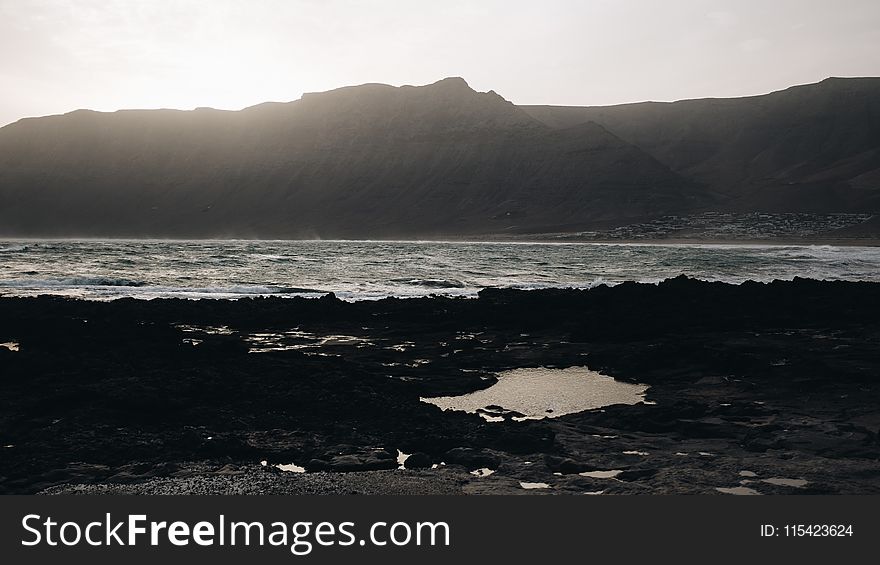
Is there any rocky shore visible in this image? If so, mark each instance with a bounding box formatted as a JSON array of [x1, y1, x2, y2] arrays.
[[1, 277, 879, 494]]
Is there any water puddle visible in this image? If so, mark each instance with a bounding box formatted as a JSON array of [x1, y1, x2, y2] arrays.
[[387, 341, 416, 352], [475, 406, 510, 422], [245, 331, 372, 353], [421, 366, 648, 421], [579, 470, 623, 479], [520, 482, 551, 490], [260, 459, 306, 473], [0, 341, 20, 352], [386, 376, 419, 383], [762, 477, 808, 488], [396, 450, 411, 470], [275, 463, 307, 473], [716, 486, 761, 495], [176, 324, 234, 335]]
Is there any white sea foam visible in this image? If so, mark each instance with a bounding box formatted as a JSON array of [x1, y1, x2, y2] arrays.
[[0, 244, 28, 252]]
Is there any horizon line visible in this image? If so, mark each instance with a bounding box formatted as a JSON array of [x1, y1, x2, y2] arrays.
[[2, 74, 877, 128]]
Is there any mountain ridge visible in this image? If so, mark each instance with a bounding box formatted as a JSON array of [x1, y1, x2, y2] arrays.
[[520, 77, 880, 215], [1, 76, 877, 238], [0, 77, 699, 238]]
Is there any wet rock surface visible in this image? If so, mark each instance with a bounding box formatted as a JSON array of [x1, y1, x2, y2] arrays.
[[1, 276, 879, 494]]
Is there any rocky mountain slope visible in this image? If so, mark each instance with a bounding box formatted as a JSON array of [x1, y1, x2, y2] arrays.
[[522, 77, 880, 215], [0, 78, 697, 238]]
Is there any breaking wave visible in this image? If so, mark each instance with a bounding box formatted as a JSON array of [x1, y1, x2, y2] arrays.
[[392, 278, 466, 289]]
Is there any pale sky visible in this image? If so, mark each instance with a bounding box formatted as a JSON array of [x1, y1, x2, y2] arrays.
[[2, 0, 879, 126]]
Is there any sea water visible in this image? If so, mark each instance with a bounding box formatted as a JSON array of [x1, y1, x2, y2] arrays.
[[1, 239, 879, 301]]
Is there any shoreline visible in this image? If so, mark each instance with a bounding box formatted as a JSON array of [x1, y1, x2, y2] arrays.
[[2, 277, 879, 495], [429, 234, 880, 247], [1, 236, 879, 247]]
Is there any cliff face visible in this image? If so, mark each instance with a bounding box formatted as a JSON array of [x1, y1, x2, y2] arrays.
[[0, 78, 698, 238], [521, 77, 880, 214]]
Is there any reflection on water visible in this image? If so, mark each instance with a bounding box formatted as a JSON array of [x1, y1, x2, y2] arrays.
[[579, 470, 623, 479], [716, 486, 761, 495], [176, 324, 234, 335], [244, 331, 372, 353], [276, 463, 306, 473], [0, 341, 20, 352], [520, 482, 551, 490], [762, 477, 808, 488], [261, 459, 307, 473], [421, 366, 648, 421], [176, 324, 376, 354], [396, 450, 411, 470]]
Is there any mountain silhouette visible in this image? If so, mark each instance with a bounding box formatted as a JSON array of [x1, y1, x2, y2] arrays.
[[522, 77, 880, 215], [0, 78, 702, 238], [1, 77, 877, 238]]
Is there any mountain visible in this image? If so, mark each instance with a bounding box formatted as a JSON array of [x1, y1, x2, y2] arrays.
[[521, 77, 880, 214], [0, 77, 698, 238], [3, 76, 877, 239]]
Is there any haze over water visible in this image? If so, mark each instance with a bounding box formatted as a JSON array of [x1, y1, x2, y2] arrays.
[[2, 240, 879, 301]]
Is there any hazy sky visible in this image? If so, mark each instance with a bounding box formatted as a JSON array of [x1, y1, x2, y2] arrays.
[[2, 0, 879, 126]]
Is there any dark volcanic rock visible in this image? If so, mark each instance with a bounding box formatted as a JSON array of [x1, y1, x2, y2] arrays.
[[305, 459, 330, 472], [556, 458, 592, 475], [1, 277, 879, 494], [616, 469, 658, 482], [403, 453, 433, 469], [327, 448, 397, 472], [443, 448, 501, 470]]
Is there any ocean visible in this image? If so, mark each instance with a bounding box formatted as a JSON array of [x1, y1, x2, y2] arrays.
[[1, 239, 879, 301]]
